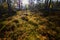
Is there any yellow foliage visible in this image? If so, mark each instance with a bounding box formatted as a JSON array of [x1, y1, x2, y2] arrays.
[[2, 2, 8, 9], [50, 4, 53, 8]]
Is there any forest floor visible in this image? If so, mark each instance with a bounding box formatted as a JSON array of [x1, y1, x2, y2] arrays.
[[0, 10, 60, 40]]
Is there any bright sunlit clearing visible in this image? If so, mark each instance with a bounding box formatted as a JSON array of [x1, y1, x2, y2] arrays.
[[22, 0, 29, 5], [34, 1, 37, 4]]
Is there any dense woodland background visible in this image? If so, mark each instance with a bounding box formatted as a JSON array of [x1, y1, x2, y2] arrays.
[[0, 0, 60, 40]]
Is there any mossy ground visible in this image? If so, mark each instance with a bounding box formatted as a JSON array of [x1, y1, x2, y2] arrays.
[[0, 10, 60, 40]]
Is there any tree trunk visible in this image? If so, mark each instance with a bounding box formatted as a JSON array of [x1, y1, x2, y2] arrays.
[[7, 0, 12, 12], [45, 0, 49, 9], [19, 0, 20, 9]]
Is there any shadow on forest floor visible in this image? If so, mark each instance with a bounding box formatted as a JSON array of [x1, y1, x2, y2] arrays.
[[39, 9, 60, 27], [0, 7, 16, 22], [0, 7, 16, 34]]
